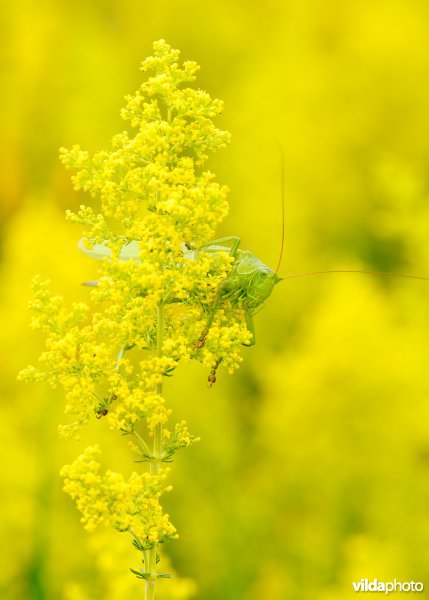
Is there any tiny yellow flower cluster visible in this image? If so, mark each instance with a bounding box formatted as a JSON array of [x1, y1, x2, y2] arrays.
[[61, 445, 177, 548], [161, 421, 200, 462]]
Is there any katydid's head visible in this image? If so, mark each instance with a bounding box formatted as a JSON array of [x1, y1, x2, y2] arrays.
[[250, 267, 282, 305]]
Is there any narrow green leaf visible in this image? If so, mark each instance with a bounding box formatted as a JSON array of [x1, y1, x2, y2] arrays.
[[130, 568, 149, 580]]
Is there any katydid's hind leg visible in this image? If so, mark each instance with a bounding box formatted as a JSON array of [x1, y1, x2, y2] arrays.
[[194, 300, 221, 348], [203, 236, 241, 258], [195, 326, 210, 349], [208, 357, 223, 387], [243, 307, 256, 346]]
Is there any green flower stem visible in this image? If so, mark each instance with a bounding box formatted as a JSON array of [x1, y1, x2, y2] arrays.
[[154, 300, 164, 469], [132, 430, 152, 457], [145, 301, 164, 600]]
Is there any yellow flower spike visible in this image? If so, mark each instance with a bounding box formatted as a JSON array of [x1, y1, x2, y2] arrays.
[[20, 39, 249, 596]]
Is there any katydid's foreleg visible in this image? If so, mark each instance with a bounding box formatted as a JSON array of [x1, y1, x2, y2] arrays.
[[243, 306, 256, 346]]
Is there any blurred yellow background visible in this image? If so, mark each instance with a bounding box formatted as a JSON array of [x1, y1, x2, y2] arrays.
[[2, 1, 429, 598]]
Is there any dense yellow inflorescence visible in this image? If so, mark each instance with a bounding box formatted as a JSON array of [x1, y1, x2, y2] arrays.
[[19, 40, 251, 577], [60, 446, 177, 547]]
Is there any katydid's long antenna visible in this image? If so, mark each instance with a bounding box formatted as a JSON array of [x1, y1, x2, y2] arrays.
[[280, 269, 429, 282], [274, 139, 286, 275]]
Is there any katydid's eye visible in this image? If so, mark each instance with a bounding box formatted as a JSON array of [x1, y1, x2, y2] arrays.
[[259, 271, 268, 279]]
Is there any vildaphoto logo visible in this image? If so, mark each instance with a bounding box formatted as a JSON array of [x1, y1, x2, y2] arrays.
[[352, 579, 424, 594]]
